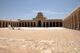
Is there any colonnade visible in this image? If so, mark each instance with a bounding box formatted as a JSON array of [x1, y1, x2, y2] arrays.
[[17, 21, 62, 27], [42, 21, 62, 27], [15, 22, 62, 27], [0, 20, 19, 27], [63, 7, 80, 30], [19, 22, 36, 27], [0, 21, 62, 27]]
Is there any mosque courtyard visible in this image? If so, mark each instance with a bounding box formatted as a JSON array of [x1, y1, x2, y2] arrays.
[[0, 27, 80, 53]]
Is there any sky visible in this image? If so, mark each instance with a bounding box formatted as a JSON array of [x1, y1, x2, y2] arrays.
[[0, 0, 80, 20]]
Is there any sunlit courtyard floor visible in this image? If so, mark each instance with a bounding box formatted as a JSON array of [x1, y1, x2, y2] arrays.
[[0, 27, 80, 53]]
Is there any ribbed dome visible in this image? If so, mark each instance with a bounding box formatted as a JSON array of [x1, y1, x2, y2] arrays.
[[36, 12, 44, 18]]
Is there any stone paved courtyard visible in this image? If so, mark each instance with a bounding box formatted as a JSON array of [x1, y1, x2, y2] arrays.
[[0, 27, 80, 53]]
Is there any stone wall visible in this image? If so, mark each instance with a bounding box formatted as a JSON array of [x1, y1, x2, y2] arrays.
[[63, 7, 80, 30]]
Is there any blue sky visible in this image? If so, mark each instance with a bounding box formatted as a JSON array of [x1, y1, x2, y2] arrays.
[[0, 0, 80, 20]]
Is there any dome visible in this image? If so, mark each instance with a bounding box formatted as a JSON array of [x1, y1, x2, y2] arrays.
[[36, 12, 44, 18]]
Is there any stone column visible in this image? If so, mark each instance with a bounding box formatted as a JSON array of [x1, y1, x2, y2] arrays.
[[28, 22, 30, 27], [34, 22, 35, 27], [48, 22, 50, 27], [51, 22, 53, 27], [63, 20, 64, 27], [75, 12, 78, 30], [78, 10, 80, 30], [71, 16, 73, 29], [72, 14, 74, 29], [15, 22, 16, 27], [10, 22, 12, 27], [14, 22, 15, 27], [73, 13, 76, 29], [5, 21, 7, 27], [0, 20, 1, 27], [76, 10, 80, 30], [73, 16, 74, 29], [18, 22, 19, 27], [41, 22, 43, 27], [4, 21, 6, 27], [45, 22, 47, 27], [53, 21, 55, 27], [46, 22, 48, 27], [14, 22, 16, 27], [24, 22, 26, 27], [32, 22, 34, 27], [1, 21, 3, 27], [12, 22, 14, 27], [69, 17, 71, 28], [34, 22, 36, 27], [20, 22, 22, 27], [9, 21, 11, 25], [44, 22, 46, 27], [58, 22, 60, 27], [22, 22, 24, 27], [16, 22, 17, 27], [28, 22, 29, 27], [35, 22, 37, 27], [30, 22, 31, 27], [24, 22, 25, 27], [55, 22, 56, 27], [12, 22, 13, 27], [31, 22, 32, 27], [2, 21, 4, 27], [43, 22, 45, 27], [7, 21, 8, 27], [27, 22, 28, 27], [26, 22, 28, 27]]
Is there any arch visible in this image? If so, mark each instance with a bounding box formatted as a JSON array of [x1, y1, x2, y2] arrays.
[[25, 22, 27, 27], [43, 22, 45, 27], [3, 21, 5, 27], [0, 21, 1, 27], [28, 22, 30, 27], [22, 22, 24, 27], [50, 22, 52, 27], [60, 22, 62, 27], [46, 22, 48, 27], [34, 22, 36, 27], [56, 22, 59, 27], [5, 21, 7, 27], [74, 13, 77, 29], [53, 22, 55, 27], [31, 22, 32, 27], [19, 22, 21, 27], [37, 20, 42, 27]]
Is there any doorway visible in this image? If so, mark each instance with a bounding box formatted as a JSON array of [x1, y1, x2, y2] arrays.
[[37, 20, 42, 27]]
